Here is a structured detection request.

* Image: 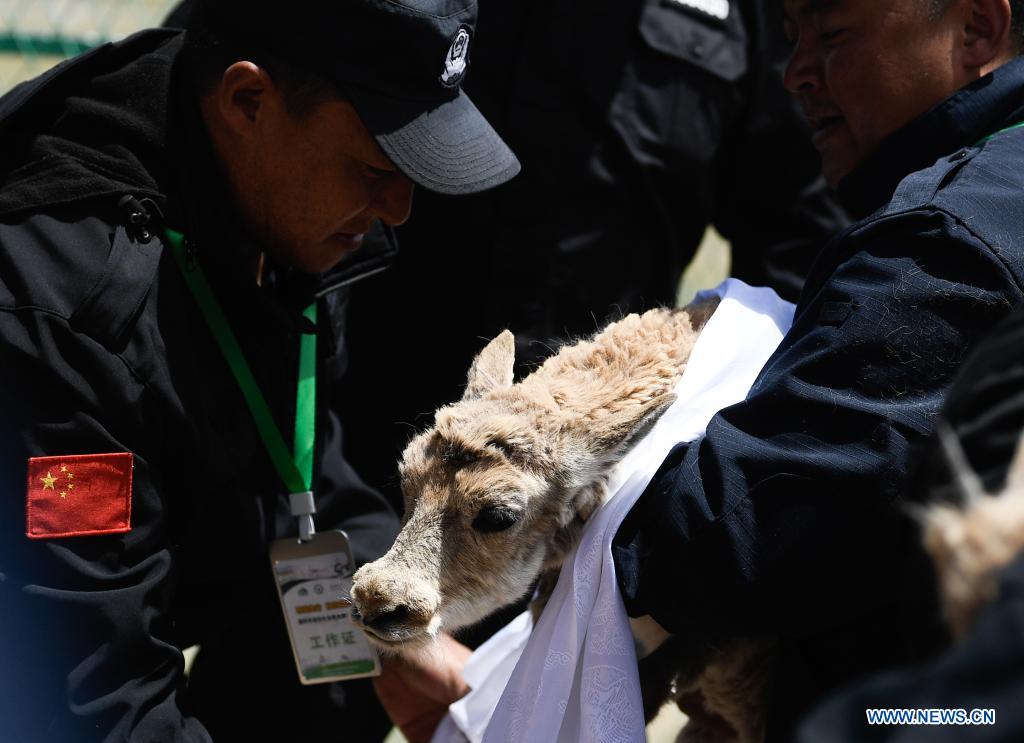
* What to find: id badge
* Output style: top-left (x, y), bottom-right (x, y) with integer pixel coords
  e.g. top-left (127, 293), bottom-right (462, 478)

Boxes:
top-left (270, 530), bottom-right (381, 684)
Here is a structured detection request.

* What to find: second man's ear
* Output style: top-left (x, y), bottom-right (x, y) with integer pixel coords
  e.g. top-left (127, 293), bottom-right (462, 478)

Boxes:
top-left (961, 0), bottom-right (1014, 69)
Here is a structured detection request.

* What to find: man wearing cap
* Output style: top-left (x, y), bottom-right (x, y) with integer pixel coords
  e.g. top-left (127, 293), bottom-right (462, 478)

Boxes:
top-left (0, 1), bottom-right (515, 741)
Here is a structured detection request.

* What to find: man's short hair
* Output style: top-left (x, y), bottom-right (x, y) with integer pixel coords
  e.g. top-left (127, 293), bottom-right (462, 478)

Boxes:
top-left (926, 0), bottom-right (1024, 53)
top-left (182, 2), bottom-right (344, 118)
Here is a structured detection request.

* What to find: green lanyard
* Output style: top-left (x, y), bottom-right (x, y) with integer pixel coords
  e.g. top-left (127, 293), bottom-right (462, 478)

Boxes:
top-left (975, 120), bottom-right (1024, 146)
top-left (165, 229), bottom-right (317, 498)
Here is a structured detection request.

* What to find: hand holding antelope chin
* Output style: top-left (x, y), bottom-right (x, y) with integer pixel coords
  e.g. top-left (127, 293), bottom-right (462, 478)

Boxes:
top-left (373, 632), bottom-right (472, 743)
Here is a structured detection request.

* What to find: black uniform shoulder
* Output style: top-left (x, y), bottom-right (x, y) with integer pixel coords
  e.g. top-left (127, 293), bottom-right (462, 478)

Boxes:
top-left (0, 199), bottom-right (164, 352)
top-left (0, 30), bottom-right (183, 352)
top-left (813, 125), bottom-right (1024, 302)
top-left (0, 29), bottom-right (182, 212)
top-left (865, 129), bottom-right (1024, 289)
top-left (636, 0), bottom-right (748, 82)
top-left (932, 130), bottom-right (1024, 273)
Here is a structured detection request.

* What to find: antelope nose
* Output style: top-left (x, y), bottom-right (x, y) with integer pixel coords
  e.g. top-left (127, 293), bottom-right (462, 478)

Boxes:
top-left (351, 562), bottom-right (440, 640)
top-left (364, 604), bottom-right (412, 632)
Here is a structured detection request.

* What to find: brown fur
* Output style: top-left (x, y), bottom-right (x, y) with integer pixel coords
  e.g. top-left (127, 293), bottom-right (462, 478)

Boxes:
top-left (924, 430), bottom-right (1024, 639)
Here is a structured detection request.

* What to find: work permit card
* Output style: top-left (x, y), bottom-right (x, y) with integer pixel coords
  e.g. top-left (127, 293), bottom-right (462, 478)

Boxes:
top-left (270, 530), bottom-right (380, 684)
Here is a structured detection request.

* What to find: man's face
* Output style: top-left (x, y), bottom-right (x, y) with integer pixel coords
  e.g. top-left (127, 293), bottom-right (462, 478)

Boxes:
top-left (241, 95), bottom-right (414, 274)
top-left (783, 0), bottom-right (965, 186)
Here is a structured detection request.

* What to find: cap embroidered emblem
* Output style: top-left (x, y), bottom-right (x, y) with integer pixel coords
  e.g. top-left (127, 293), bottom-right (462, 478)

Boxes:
top-left (440, 27), bottom-right (471, 88)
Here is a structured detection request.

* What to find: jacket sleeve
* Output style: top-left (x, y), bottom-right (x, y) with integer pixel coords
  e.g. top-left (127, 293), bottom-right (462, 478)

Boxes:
top-left (712, 0), bottom-right (849, 303)
top-left (612, 210), bottom-right (1023, 638)
top-left (0, 310), bottom-right (211, 742)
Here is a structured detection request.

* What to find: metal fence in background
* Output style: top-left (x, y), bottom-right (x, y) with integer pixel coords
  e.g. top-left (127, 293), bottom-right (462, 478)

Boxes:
top-left (0, 0), bottom-right (177, 92)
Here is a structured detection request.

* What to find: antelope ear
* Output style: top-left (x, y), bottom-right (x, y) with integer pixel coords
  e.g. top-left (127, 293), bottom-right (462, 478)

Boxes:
top-left (464, 330), bottom-right (516, 399)
top-left (561, 392), bottom-right (679, 468)
top-left (1006, 431), bottom-right (1024, 492)
top-left (590, 392), bottom-right (677, 462)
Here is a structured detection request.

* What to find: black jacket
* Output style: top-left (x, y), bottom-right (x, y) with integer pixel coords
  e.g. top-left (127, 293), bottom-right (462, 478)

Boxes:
top-left (612, 57), bottom-right (1024, 735)
top-left (0, 31), bottom-right (398, 742)
top-left (339, 0), bottom-right (848, 518)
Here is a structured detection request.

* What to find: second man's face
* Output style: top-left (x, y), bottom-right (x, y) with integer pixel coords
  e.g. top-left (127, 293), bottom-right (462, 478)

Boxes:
top-left (782, 0), bottom-right (966, 187)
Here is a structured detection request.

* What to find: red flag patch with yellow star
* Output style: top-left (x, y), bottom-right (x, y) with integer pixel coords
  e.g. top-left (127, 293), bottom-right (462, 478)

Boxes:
top-left (26, 453), bottom-right (133, 539)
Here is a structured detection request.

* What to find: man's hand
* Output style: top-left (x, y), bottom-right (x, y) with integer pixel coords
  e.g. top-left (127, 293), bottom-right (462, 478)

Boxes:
top-left (372, 633), bottom-right (472, 743)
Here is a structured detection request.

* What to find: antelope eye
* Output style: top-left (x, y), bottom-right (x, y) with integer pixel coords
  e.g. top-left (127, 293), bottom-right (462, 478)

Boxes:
top-left (442, 445), bottom-right (478, 466)
top-left (486, 439), bottom-right (517, 459)
top-left (472, 505), bottom-right (520, 533)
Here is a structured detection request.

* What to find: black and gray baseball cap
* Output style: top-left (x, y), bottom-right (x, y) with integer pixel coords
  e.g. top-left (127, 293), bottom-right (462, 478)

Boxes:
top-left (191, 0), bottom-right (520, 195)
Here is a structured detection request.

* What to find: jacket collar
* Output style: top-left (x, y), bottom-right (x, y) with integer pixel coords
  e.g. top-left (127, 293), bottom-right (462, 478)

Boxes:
top-left (838, 55), bottom-right (1024, 219)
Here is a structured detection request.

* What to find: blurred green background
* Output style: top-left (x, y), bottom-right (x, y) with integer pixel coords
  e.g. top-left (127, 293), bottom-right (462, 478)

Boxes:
top-left (0, 0), bottom-right (177, 91)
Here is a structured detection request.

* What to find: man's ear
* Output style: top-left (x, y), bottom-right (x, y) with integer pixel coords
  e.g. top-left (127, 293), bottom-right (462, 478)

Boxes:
top-left (215, 61), bottom-right (274, 136)
top-left (961, 0), bottom-right (1014, 70)
top-left (463, 330), bottom-right (515, 399)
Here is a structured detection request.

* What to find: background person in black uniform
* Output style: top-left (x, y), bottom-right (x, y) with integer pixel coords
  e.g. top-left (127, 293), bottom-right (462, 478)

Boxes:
top-left (0, 0), bottom-right (518, 741)
top-left (335, 0), bottom-right (849, 525)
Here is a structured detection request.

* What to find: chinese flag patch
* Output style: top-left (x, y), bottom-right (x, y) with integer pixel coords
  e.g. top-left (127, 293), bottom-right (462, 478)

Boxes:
top-left (26, 453), bottom-right (133, 539)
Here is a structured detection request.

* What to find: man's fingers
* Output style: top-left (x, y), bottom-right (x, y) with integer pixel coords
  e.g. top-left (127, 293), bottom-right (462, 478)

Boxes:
top-left (384, 635), bottom-right (472, 700)
top-left (371, 634), bottom-right (473, 743)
